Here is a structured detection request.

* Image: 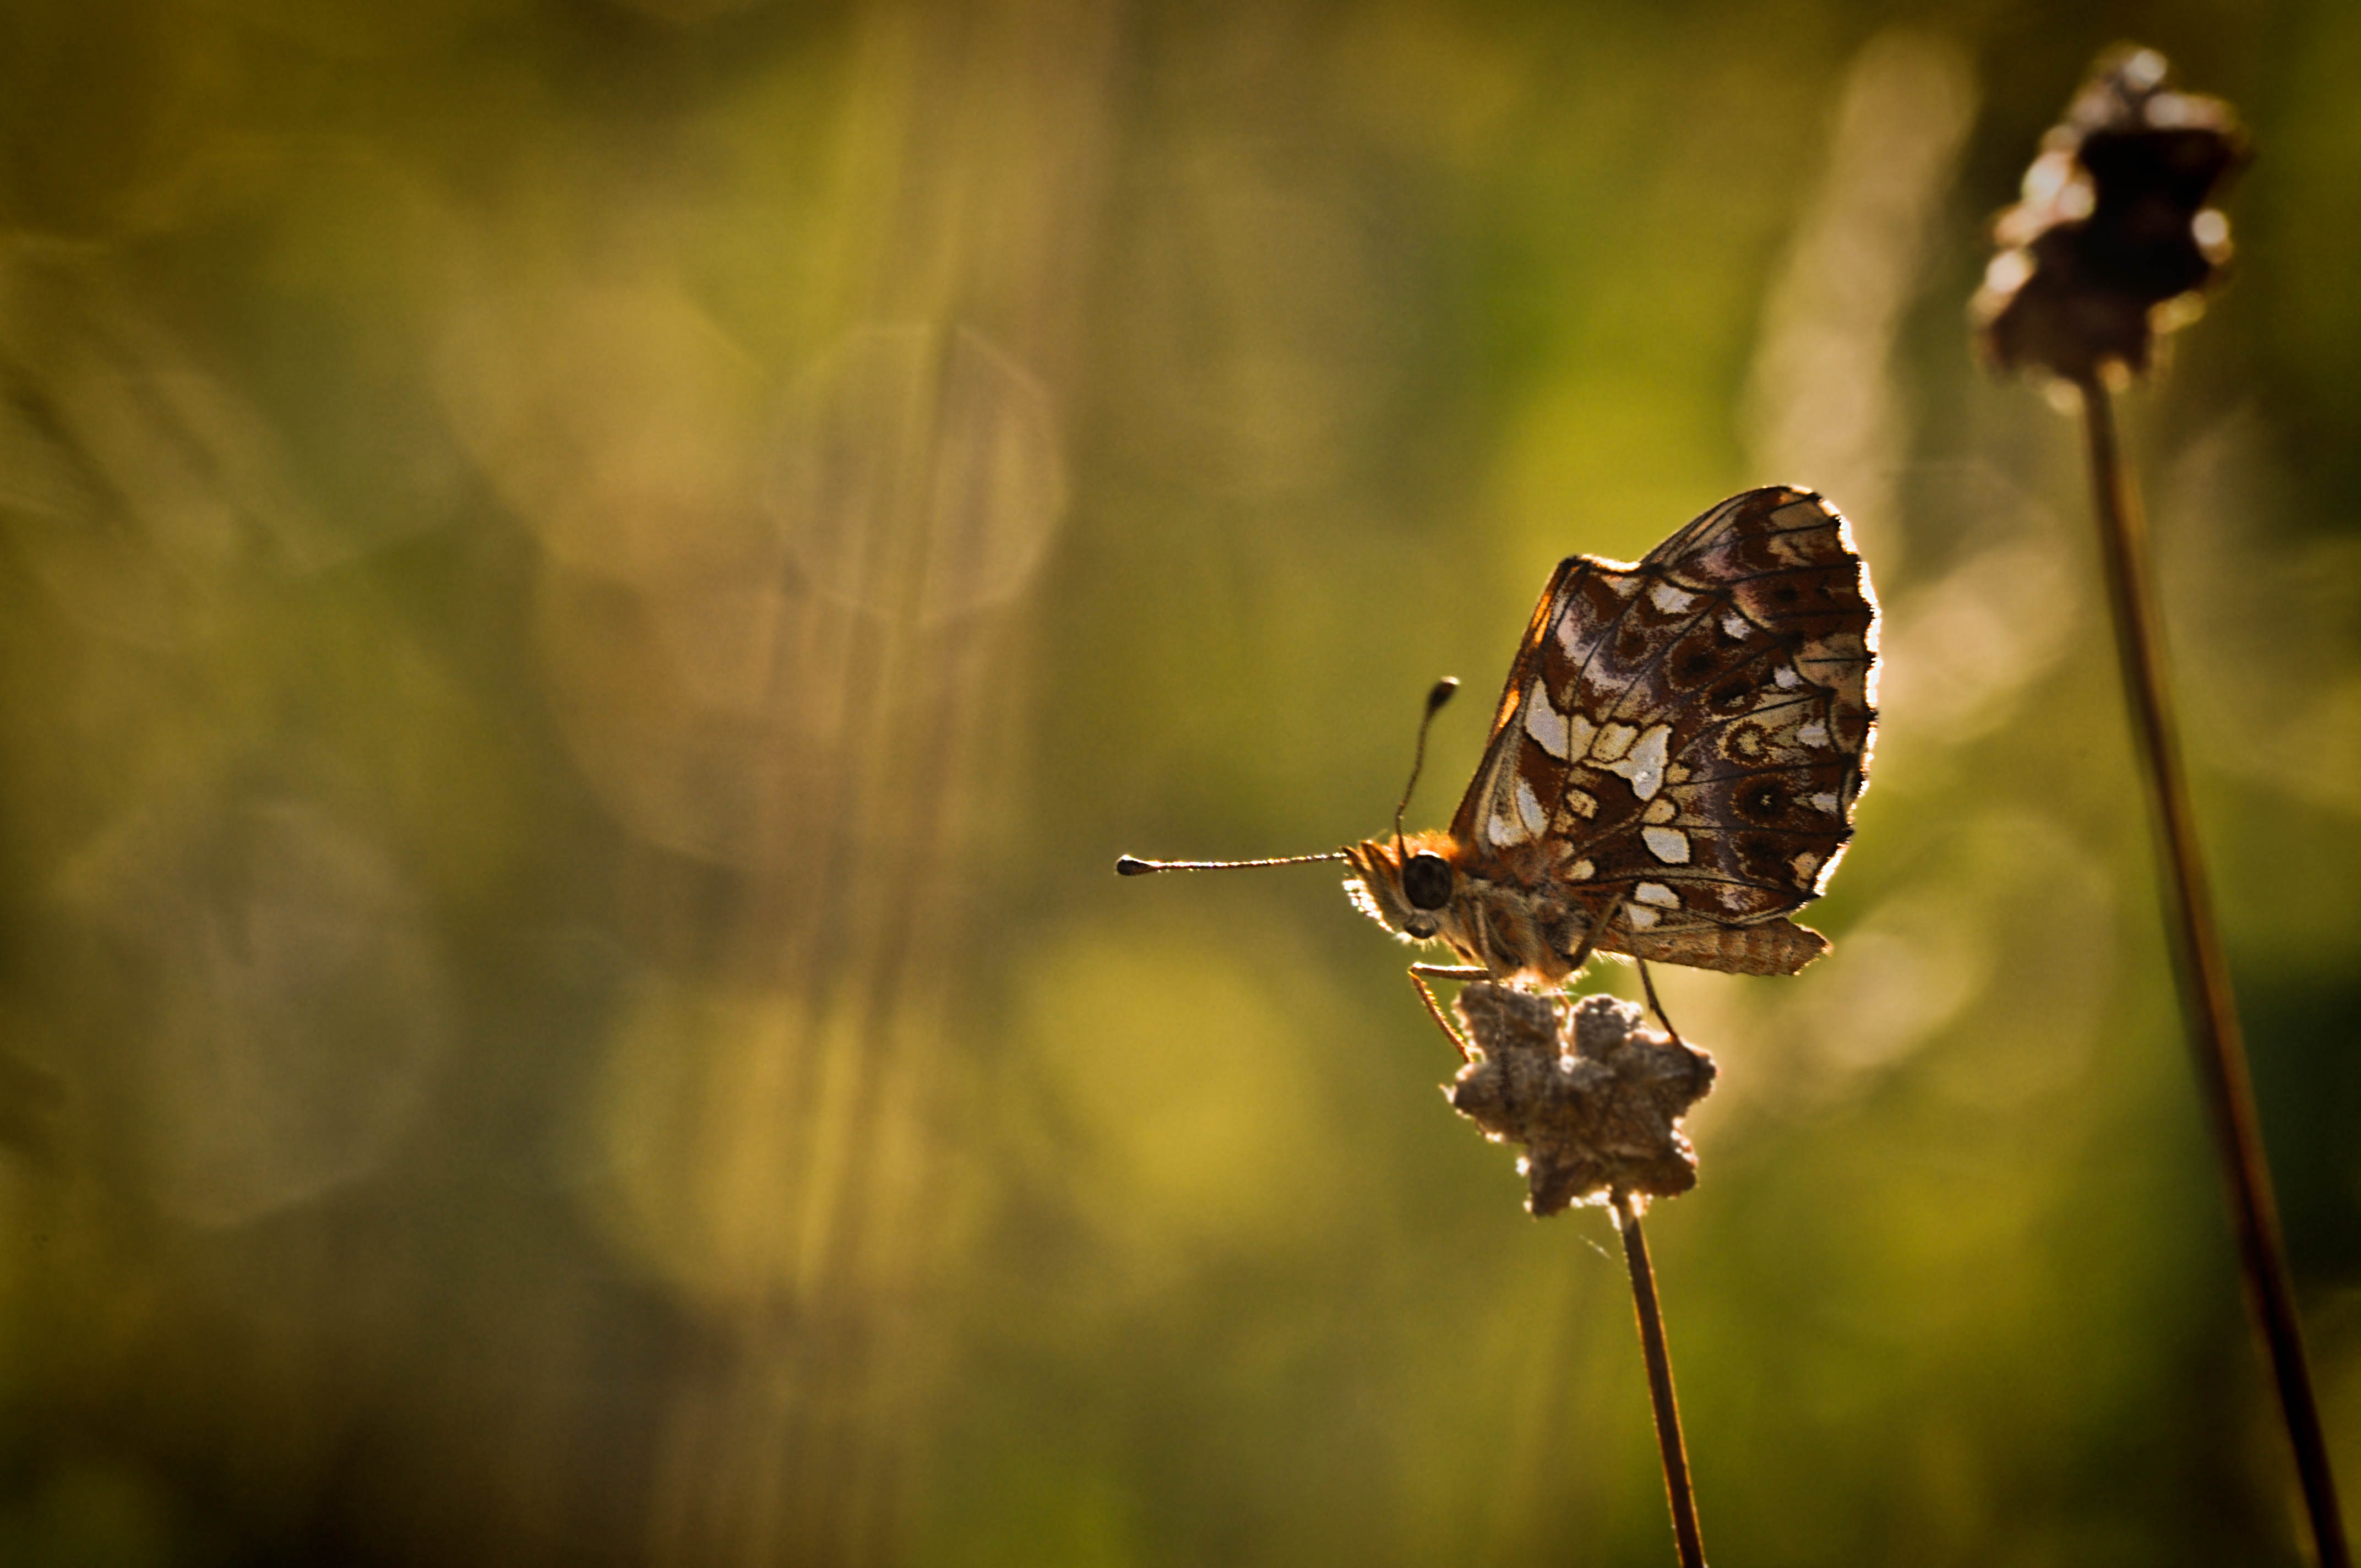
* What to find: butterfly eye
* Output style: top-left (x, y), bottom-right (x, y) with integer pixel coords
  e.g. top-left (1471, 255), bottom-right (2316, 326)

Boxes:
top-left (1401, 853), bottom-right (1454, 911)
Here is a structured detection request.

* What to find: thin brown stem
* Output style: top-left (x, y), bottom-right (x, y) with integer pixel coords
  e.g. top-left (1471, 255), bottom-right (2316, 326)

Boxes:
top-left (1612, 1191), bottom-right (1705, 1568)
top-left (2077, 377), bottom-right (2349, 1568)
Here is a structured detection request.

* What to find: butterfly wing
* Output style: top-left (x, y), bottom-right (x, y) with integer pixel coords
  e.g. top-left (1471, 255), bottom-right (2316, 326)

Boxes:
top-left (1449, 487), bottom-right (1878, 975)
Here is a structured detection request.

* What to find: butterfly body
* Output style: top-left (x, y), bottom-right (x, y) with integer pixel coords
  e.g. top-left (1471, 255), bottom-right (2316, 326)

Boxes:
top-left (1343, 486), bottom-right (1877, 984)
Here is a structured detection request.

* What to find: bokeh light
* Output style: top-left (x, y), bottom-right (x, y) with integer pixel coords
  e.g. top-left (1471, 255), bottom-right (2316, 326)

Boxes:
top-left (3, 3), bottom-right (2357, 1565)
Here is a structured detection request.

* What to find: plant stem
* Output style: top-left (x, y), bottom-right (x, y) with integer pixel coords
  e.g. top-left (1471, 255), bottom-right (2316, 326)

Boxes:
top-left (1613, 1191), bottom-right (1706, 1568)
top-left (2076, 377), bottom-right (2350, 1568)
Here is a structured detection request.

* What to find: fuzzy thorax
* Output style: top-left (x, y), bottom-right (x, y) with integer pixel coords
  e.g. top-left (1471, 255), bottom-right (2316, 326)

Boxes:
top-left (1343, 831), bottom-right (1587, 987)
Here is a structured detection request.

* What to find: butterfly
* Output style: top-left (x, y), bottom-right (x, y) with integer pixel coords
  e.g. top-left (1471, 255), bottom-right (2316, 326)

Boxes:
top-left (1121, 486), bottom-right (1878, 1039)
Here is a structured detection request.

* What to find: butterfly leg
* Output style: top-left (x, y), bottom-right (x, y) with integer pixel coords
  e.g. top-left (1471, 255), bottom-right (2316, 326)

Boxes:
top-left (1636, 959), bottom-right (1686, 1047)
top-left (1408, 963), bottom-right (1488, 1061)
top-left (1561, 891), bottom-right (1627, 977)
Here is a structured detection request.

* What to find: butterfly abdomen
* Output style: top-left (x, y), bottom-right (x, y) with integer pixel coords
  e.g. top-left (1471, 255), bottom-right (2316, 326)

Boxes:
top-left (1607, 916), bottom-right (1829, 977)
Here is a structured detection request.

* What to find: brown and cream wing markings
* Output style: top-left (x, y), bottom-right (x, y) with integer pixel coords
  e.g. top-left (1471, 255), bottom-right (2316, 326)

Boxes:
top-left (1448, 487), bottom-right (1878, 975)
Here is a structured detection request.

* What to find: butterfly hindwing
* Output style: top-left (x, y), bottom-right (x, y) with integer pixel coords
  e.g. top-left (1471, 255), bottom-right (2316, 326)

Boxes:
top-left (1448, 487), bottom-right (1877, 972)
top-left (1648, 487), bottom-right (1877, 760)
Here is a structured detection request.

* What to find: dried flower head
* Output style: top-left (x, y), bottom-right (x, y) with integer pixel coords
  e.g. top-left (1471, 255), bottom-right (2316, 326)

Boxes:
top-left (1973, 45), bottom-right (2248, 383)
top-left (1446, 984), bottom-right (1716, 1217)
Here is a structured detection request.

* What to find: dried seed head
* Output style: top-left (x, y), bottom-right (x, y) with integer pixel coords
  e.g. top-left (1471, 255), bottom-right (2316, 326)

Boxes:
top-left (1972, 45), bottom-right (2248, 383)
top-left (1446, 984), bottom-right (1716, 1217)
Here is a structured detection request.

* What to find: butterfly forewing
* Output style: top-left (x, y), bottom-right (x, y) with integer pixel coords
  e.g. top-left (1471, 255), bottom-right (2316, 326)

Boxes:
top-left (1449, 487), bottom-right (1876, 973)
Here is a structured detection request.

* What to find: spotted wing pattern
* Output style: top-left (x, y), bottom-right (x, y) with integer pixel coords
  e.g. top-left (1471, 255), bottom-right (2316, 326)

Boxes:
top-left (1449, 487), bottom-right (1877, 969)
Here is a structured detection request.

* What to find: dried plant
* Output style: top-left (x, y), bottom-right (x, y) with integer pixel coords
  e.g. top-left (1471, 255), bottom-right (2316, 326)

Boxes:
top-left (1446, 984), bottom-right (1715, 1217)
top-left (1973, 45), bottom-right (2247, 383)
top-left (1449, 981), bottom-right (1717, 1568)
top-left (1976, 46), bottom-right (2348, 1568)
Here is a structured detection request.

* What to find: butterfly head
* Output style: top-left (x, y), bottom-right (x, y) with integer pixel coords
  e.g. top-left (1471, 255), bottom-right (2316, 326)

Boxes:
top-left (1343, 830), bottom-right (1467, 948)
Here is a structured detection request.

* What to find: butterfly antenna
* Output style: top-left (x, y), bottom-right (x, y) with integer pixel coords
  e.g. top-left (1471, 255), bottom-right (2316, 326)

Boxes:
top-left (1117, 677), bottom-right (1454, 879)
top-left (1115, 851), bottom-right (1347, 875)
top-left (1393, 677), bottom-right (1460, 855)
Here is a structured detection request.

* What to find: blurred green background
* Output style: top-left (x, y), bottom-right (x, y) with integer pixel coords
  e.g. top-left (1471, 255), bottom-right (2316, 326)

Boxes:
top-left (2, 1), bottom-right (2357, 1564)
